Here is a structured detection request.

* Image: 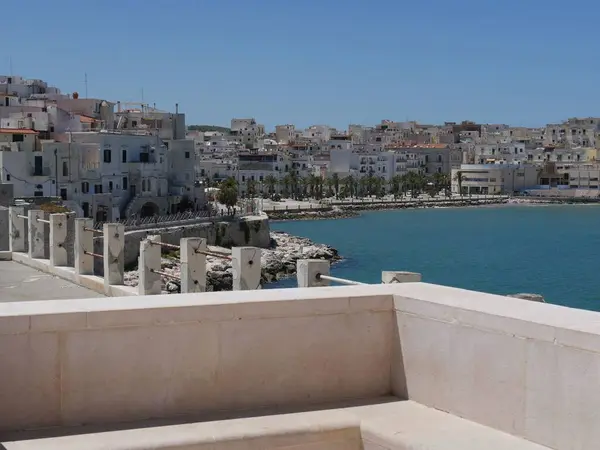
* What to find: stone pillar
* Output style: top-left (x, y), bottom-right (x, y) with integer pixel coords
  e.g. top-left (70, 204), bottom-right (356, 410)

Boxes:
top-left (0, 207), bottom-right (9, 251)
top-left (49, 213), bottom-right (68, 266)
top-left (28, 209), bottom-right (44, 259)
top-left (232, 246), bottom-right (262, 290)
top-left (103, 223), bottom-right (124, 286)
top-left (296, 259), bottom-right (330, 287)
top-left (138, 235), bottom-right (161, 295)
top-left (180, 237), bottom-right (207, 293)
top-left (75, 218), bottom-right (94, 275)
top-left (381, 271), bottom-right (422, 284)
top-left (9, 206), bottom-right (25, 252)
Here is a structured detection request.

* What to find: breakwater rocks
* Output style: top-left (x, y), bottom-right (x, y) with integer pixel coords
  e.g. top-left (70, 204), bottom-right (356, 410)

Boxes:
top-left (268, 198), bottom-right (510, 221)
top-left (268, 209), bottom-right (360, 221)
top-left (338, 198), bottom-right (508, 212)
top-left (124, 231), bottom-right (340, 292)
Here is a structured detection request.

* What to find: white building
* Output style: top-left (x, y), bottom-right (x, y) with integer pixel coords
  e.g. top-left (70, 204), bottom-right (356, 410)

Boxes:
top-left (275, 124), bottom-right (295, 144)
top-left (452, 163), bottom-right (539, 195)
top-left (230, 118), bottom-right (265, 148)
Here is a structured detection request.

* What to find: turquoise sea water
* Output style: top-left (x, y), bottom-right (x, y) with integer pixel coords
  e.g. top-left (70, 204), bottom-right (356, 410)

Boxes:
top-left (268, 205), bottom-right (600, 312)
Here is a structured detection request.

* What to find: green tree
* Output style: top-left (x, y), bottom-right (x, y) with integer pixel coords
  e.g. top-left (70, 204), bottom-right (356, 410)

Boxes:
top-left (245, 179), bottom-right (257, 198)
top-left (332, 173), bottom-right (340, 198)
top-left (325, 176), bottom-right (335, 198)
top-left (264, 175), bottom-right (278, 197)
top-left (281, 174), bottom-right (292, 198)
top-left (389, 175), bottom-right (404, 198)
top-left (217, 177), bottom-right (238, 214)
top-left (341, 175), bottom-right (357, 198)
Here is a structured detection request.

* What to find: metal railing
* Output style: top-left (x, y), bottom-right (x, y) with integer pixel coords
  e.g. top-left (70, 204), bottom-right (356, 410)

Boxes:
top-left (316, 273), bottom-right (367, 286)
top-left (93, 209), bottom-right (240, 231)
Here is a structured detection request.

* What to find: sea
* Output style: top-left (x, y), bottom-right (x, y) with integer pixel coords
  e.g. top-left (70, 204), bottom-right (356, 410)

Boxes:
top-left (267, 205), bottom-right (600, 312)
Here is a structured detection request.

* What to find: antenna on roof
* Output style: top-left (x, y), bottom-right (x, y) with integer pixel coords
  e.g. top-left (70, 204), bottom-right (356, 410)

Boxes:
top-left (84, 73), bottom-right (88, 98)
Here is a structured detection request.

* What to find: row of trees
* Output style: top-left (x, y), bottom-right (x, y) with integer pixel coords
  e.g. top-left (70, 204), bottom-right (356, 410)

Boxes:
top-left (216, 172), bottom-right (453, 205)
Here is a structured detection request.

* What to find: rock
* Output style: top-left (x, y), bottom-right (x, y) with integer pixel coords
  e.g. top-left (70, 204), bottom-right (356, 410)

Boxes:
top-left (507, 293), bottom-right (545, 302)
top-left (165, 280), bottom-right (180, 293)
top-left (124, 231), bottom-right (341, 293)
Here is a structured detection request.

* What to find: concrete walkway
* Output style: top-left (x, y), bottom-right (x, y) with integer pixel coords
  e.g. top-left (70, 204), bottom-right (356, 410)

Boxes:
top-left (0, 261), bottom-right (105, 302)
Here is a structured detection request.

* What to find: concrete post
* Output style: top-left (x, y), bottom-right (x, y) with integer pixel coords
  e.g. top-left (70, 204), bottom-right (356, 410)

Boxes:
top-left (49, 213), bottom-right (68, 266)
top-left (0, 207), bottom-right (8, 251)
top-left (9, 206), bottom-right (25, 252)
top-left (381, 271), bottom-right (422, 284)
top-left (232, 246), bottom-right (262, 290)
top-left (75, 218), bottom-right (94, 275)
top-left (103, 223), bottom-right (124, 286)
top-left (27, 209), bottom-right (44, 259)
top-left (138, 235), bottom-right (161, 295)
top-left (180, 237), bottom-right (207, 293)
top-left (296, 259), bottom-right (331, 287)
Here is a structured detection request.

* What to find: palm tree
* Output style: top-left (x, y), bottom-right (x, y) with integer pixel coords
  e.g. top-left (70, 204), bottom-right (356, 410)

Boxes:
top-left (281, 174), bottom-right (292, 198)
top-left (453, 171), bottom-right (465, 197)
top-left (264, 175), bottom-right (278, 197)
top-left (332, 173), bottom-right (340, 198)
top-left (325, 176), bottom-right (335, 198)
top-left (389, 175), bottom-right (404, 198)
top-left (245, 179), bottom-right (257, 198)
top-left (341, 175), bottom-right (357, 199)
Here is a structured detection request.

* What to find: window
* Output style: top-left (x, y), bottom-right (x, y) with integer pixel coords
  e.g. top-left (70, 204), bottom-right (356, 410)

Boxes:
top-left (185, 151), bottom-right (190, 159)
top-left (60, 188), bottom-right (67, 200)
top-left (81, 182), bottom-right (89, 193)
top-left (142, 180), bottom-right (146, 191)
top-left (12, 134), bottom-right (24, 142)
top-left (108, 181), bottom-right (113, 192)
top-left (34, 156), bottom-right (43, 176)
top-left (82, 202), bottom-right (90, 218)
top-left (94, 184), bottom-right (102, 194)
top-left (34, 191), bottom-right (43, 197)
top-left (122, 177), bottom-right (128, 190)
top-left (103, 149), bottom-right (111, 163)
top-left (5, 174), bottom-right (9, 181)
top-left (122, 149), bottom-right (127, 163)
top-left (62, 161), bottom-right (68, 176)
top-left (147, 179), bottom-right (151, 191)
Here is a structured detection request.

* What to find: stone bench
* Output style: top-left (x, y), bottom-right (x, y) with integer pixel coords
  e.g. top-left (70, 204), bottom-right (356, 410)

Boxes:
top-left (2, 399), bottom-right (551, 450)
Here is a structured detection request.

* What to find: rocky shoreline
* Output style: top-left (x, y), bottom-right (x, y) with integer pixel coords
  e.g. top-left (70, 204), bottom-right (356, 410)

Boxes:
top-left (124, 231), bottom-right (341, 292)
top-left (267, 198), bottom-right (510, 221)
top-left (268, 209), bottom-right (360, 221)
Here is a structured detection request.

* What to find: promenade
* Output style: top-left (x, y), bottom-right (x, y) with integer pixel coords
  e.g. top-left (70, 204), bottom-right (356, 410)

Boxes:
top-left (0, 261), bottom-right (104, 302)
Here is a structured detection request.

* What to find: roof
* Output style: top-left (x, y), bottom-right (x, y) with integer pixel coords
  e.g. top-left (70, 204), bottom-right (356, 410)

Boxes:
top-left (79, 115), bottom-right (96, 124)
top-left (0, 128), bottom-right (38, 135)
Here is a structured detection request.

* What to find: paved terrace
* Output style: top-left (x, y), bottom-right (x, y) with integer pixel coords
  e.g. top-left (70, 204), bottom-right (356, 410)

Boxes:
top-left (0, 282), bottom-right (598, 449)
top-left (0, 261), bottom-right (104, 302)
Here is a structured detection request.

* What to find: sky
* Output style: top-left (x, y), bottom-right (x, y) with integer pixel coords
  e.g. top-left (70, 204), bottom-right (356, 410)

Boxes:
top-left (3, 0), bottom-right (600, 130)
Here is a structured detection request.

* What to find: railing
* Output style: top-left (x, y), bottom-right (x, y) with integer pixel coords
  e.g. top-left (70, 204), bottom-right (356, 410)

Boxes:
top-left (7, 206), bottom-right (264, 296)
top-left (295, 259), bottom-right (422, 287)
top-left (138, 236), bottom-right (261, 294)
top-left (94, 209), bottom-right (236, 231)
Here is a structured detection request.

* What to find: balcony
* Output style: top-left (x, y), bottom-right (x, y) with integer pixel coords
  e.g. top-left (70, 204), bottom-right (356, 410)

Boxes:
top-left (0, 283), bottom-right (591, 449)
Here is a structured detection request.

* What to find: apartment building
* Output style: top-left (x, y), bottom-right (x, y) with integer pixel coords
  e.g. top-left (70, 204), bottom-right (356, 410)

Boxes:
top-left (452, 164), bottom-right (539, 195)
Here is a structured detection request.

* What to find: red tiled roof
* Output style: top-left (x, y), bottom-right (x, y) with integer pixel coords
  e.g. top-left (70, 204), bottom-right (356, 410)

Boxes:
top-left (0, 128), bottom-right (38, 135)
top-left (79, 115), bottom-right (96, 124)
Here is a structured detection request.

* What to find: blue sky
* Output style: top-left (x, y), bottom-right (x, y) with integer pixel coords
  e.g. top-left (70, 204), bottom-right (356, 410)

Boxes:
top-left (3, 0), bottom-right (599, 129)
